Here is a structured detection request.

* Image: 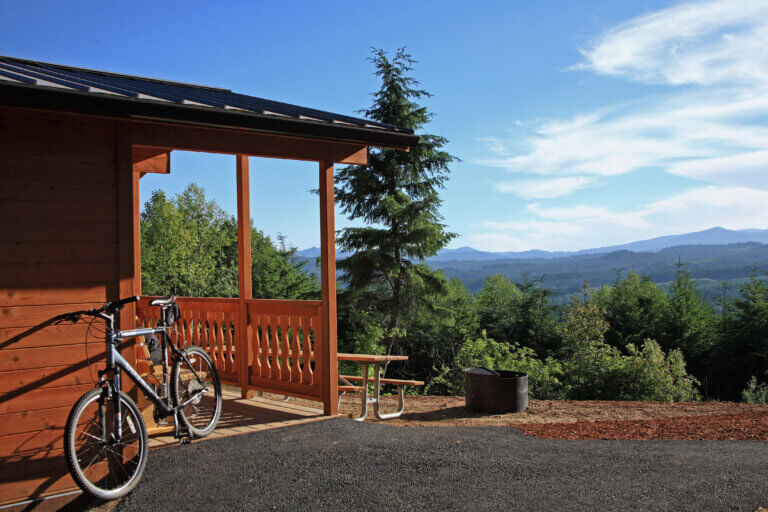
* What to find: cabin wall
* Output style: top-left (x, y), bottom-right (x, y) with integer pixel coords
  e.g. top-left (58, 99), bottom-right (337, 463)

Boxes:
top-left (0, 108), bottom-right (129, 505)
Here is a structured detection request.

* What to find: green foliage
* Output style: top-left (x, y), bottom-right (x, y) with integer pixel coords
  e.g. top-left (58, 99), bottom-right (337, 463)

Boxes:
top-left (141, 185), bottom-right (238, 297)
top-left (397, 277), bottom-right (480, 384)
top-left (559, 287), bottom-right (699, 401)
top-left (335, 48), bottom-right (457, 356)
top-left (594, 271), bottom-right (669, 348)
top-left (741, 376), bottom-right (768, 403)
top-left (428, 333), bottom-right (564, 399)
top-left (476, 274), bottom-right (559, 355)
top-left (251, 234), bottom-right (320, 300)
top-left (713, 273), bottom-right (768, 398)
top-left (663, 262), bottom-right (716, 391)
top-left (621, 341), bottom-right (700, 402)
top-left (141, 183), bottom-right (318, 300)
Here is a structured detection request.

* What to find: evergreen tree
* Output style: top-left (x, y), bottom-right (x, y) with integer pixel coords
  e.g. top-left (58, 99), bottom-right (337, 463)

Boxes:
top-left (714, 273), bottom-right (768, 399)
top-left (476, 274), bottom-right (558, 355)
top-left (336, 48), bottom-right (457, 355)
top-left (664, 261), bottom-right (716, 391)
top-left (593, 271), bottom-right (668, 349)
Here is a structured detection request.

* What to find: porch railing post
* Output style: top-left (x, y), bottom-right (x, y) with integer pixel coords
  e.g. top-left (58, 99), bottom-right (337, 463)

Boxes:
top-left (237, 154), bottom-right (254, 399)
top-left (319, 160), bottom-right (339, 415)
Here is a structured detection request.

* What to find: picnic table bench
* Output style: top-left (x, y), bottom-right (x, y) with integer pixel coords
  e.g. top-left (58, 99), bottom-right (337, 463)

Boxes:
top-left (338, 353), bottom-right (424, 421)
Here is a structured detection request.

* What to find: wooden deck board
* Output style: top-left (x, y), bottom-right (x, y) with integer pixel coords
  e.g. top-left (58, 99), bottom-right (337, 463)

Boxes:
top-left (147, 389), bottom-right (328, 449)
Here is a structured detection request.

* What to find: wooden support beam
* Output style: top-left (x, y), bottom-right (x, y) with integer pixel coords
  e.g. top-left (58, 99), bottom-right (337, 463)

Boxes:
top-left (236, 155), bottom-right (254, 399)
top-left (132, 122), bottom-right (368, 165)
top-left (319, 161), bottom-right (339, 415)
top-left (117, 126), bottom-right (141, 400)
top-left (133, 146), bottom-right (170, 176)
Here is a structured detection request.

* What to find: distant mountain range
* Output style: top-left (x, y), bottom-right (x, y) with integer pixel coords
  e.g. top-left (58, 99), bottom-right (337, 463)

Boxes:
top-left (297, 227), bottom-right (768, 262)
top-left (296, 228), bottom-right (768, 303)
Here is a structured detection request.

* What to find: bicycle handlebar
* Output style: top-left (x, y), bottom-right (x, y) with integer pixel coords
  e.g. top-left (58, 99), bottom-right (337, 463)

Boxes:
top-left (58, 296), bottom-right (141, 324)
top-left (105, 295), bottom-right (140, 312)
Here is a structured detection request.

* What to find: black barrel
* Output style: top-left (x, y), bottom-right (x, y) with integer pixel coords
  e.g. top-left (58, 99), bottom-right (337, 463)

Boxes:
top-left (465, 367), bottom-right (528, 413)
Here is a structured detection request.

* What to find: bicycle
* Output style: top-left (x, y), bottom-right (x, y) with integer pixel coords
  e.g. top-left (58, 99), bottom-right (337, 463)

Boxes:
top-left (59, 295), bottom-right (223, 500)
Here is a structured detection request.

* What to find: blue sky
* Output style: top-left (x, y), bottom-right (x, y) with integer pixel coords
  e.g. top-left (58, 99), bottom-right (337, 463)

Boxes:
top-left (3, 0), bottom-right (768, 252)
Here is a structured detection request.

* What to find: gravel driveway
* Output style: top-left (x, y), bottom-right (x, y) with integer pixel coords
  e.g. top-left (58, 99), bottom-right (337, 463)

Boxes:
top-left (116, 418), bottom-right (768, 511)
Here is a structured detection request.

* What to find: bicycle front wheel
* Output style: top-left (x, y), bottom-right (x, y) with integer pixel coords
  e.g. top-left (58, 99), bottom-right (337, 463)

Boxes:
top-left (64, 388), bottom-right (148, 500)
top-left (172, 346), bottom-right (222, 438)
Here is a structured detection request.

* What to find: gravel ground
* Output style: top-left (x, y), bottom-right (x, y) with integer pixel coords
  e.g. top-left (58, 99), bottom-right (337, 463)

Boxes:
top-left (116, 418), bottom-right (768, 512)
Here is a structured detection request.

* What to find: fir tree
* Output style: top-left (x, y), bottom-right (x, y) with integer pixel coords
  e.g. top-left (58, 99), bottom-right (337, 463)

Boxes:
top-left (336, 48), bottom-right (457, 355)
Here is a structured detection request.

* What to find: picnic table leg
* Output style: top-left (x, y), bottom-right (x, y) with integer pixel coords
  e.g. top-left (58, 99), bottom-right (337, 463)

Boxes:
top-left (346, 363), bottom-right (369, 421)
top-left (373, 364), bottom-right (406, 420)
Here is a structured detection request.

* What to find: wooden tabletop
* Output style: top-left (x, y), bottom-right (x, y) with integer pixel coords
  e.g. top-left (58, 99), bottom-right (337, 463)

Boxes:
top-left (337, 353), bottom-right (409, 363)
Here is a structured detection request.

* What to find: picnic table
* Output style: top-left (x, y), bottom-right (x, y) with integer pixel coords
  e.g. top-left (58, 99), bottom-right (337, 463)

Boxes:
top-left (337, 353), bottom-right (424, 421)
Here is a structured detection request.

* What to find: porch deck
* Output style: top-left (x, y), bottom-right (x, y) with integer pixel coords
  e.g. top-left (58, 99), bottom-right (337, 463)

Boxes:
top-left (148, 388), bottom-right (329, 449)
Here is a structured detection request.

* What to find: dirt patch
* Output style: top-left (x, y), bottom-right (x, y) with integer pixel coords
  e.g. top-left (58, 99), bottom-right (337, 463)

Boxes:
top-left (378, 395), bottom-right (768, 424)
top-left (273, 392), bottom-right (768, 441)
top-left (344, 394), bottom-right (768, 440)
top-left (515, 411), bottom-right (768, 440)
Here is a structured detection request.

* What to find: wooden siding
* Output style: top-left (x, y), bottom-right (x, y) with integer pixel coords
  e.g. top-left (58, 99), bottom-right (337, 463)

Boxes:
top-left (0, 108), bottom-right (121, 506)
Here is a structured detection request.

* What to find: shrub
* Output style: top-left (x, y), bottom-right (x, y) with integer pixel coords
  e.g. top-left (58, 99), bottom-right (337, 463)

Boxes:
top-left (560, 287), bottom-right (700, 401)
top-left (741, 376), bottom-right (768, 403)
top-left (620, 340), bottom-right (700, 401)
top-left (427, 333), bottom-right (564, 399)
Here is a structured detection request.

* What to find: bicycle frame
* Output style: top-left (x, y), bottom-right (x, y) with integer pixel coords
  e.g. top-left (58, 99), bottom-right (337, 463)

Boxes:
top-left (98, 311), bottom-right (206, 442)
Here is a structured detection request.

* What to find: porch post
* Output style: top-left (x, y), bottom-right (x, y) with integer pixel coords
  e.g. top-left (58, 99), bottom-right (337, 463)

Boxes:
top-left (319, 161), bottom-right (339, 415)
top-left (117, 126), bottom-right (142, 402)
top-left (237, 154), bottom-right (254, 399)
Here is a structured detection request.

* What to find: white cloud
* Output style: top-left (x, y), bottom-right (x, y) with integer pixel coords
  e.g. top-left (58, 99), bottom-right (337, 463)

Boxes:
top-left (480, 89), bottom-right (768, 183)
top-left (494, 176), bottom-right (595, 199)
top-left (479, 0), bottom-right (768, 193)
top-left (577, 0), bottom-right (768, 86)
top-left (471, 186), bottom-right (768, 252)
top-left (667, 150), bottom-right (768, 188)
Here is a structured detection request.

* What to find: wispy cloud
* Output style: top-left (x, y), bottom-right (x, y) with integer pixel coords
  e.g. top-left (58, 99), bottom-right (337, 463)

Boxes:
top-left (480, 0), bottom-right (768, 194)
top-left (470, 186), bottom-right (768, 252)
top-left (576, 0), bottom-right (768, 86)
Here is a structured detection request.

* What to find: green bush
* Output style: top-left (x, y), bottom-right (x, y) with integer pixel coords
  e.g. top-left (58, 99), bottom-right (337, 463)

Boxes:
top-left (427, 333), bottom-right (564, 399)
top-left (741, 376), bottom-right (768, 403)
top-left (559, 288), bottom-right (699, 401)
top-left (620, 340), bottom-right (700, 401)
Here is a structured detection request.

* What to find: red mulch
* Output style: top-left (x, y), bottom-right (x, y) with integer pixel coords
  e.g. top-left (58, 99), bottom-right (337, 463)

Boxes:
top-left (513, 411), bottom-right (768, 441)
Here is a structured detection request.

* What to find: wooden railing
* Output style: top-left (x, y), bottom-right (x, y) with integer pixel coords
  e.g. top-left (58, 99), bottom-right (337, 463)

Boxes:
top-left (246, 299), bottom-right (323, 400)
top-left (136, 297), bottom-right (325, 402)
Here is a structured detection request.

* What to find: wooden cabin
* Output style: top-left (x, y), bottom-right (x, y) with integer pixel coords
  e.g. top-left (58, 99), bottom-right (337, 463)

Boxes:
top-left (0, 55), bottom-right (417, 508)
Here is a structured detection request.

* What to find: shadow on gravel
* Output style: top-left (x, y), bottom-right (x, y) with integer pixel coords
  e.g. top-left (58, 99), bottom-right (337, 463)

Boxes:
top-left (116, 418), bottom-right (768, 512)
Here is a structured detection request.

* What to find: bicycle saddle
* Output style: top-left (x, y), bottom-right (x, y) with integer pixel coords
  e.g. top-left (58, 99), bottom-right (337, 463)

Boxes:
top-left (150, 295), bottom-right (177, 307)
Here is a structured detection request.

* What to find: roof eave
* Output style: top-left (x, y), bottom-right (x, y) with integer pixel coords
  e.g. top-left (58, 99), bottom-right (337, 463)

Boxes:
top-left (0, 82), bottom-right (420, 150)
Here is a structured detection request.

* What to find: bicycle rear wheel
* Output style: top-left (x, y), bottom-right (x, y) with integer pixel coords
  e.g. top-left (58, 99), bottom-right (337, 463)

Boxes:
top-left (171, 346), bottom-right (222, 438)
top-left (64, 388), bottom-right (148, 500)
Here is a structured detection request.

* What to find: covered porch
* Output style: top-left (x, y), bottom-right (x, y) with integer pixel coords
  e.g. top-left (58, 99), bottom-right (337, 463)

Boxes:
top-left (130, 141), bottom-right (348, 416)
